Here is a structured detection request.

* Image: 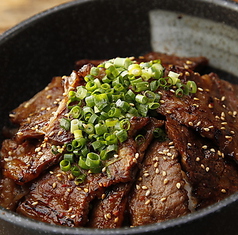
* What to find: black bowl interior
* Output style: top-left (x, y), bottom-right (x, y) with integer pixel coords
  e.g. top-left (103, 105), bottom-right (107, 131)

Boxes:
top-left (0, 0), bottom-right (238, 234)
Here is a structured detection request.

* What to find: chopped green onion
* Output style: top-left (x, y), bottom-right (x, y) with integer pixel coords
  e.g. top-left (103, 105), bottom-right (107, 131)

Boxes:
top-left (60, 118), bottom-right (70, 131)
top-left (105, 118), bottom-right (118, 127)
top-left (75, 174), bottom-right (86, 184)
top-left (60, 159), bottom-right (71, 171)
top-left (78, 156), bottom-right (90, 170)
top-left (115, 129), bottom-right (128, 143)
top-left (72, 138), bottom-right (87, 149)
top-left (95, 123), bottom-right (107, 136)
top-left (128, 64), bottom-right (142, 76)
top-left (59, 57), bottom-right (198, 178)
top-left (135, 94), bottom-right (148, 104)
top-left (85, 95), bottom-right (95, 107)
top-left (105, 134), bottom-right (118, 145)
top-left (90, 67), bottom-right (100, 77)
top-left (91, 140), bottom-right (104, 150)
top-left (66, 143), bottom-right (74, 152)
top-left (115, 99), bottom-right (130, 111)
top-left (119, 119), bottom-right (131, 130)
top-left (114, 57), bottom-right (133, 69)
top-left (83, 123), bottom-right (94, 134)
top-left (76, 86), bottom-right (87, 99)
top-left (175, 88), bottom-right (184, 97)
top-left (86, 153), bottom-right (101, 169)
top-left (168, 71), bottom-right (180, 85)
top-left (74, 129), bottom-right (83, 139)
top-left (69, 105), bottom-right (81, 119)
top-left (186, 80), bottom-right (197, 93)
top-left (153, 127), bottom-right (167, 142)
top-left (135, 134), bottom-right (145, 145)
top-left (70, 119), bottom-right (80, 133)
top-left (148, 102), bottom-right (160, 109)
top-left (71, 166), bottom-right (81, 177)
top-left (108, 107), bottom-right (121, 118)
top-left (64, 153), bottom-right (74, 163)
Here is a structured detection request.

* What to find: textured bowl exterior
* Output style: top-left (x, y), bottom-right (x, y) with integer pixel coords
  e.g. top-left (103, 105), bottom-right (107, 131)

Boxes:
top-left (0, 0), bottom-right (238, 234)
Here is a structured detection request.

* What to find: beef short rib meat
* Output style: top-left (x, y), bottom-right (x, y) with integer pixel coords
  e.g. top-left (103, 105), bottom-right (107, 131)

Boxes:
top-left (158, 67), bottom-right (238, 163)
top-left (166, 117), bottom-right (238, 209)
top-left (0, 139), bottom-right (61, 184)
top-left (88, 183), bottom-right (131, 228)
top-left (129, 140), bottom-right (190, 226)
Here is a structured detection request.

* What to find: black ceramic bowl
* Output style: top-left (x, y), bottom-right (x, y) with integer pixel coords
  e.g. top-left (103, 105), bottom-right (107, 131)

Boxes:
top-left (1, 0), bottom-right (238, 234)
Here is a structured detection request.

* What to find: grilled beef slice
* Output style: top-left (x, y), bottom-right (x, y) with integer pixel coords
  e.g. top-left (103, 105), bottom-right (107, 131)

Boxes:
top-left (166, 117), bottom-right (238, 209)
top-left (88, 183), bottom-right (132, 228)
top-left (0, 176), bottom-right (29, 210)
top-left (0, 139), bottom-right (61, 184)
top-left (17, 139), bottom-right (144, 226)
top-left (157, 66), bottom-right (238, 163)
top-left (10, 77), bottom-right (64, 143)
top-left (129, 140), bottom-right (190, 226)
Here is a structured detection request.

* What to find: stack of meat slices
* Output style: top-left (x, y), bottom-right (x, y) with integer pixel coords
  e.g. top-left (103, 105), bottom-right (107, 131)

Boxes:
top-left (1, 52), bottom-right (238, 228)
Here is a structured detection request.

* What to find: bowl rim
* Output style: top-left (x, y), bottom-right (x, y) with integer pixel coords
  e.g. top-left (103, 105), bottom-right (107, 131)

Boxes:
top-left (1, 0), bottom-right (238, 234)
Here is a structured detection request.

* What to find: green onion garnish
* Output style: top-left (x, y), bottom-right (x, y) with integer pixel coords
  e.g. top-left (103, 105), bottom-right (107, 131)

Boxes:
top-left (57, 57), bottom-right (197, 181)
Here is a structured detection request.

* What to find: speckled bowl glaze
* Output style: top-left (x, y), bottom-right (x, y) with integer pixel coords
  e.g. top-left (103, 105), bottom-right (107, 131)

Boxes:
top-left (0, 0), bottom-right (238, 234)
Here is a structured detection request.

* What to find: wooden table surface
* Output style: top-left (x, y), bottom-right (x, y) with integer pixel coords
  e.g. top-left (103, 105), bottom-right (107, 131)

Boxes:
top-left (0, 0), bottom-right (73, 34)
top-left (1, 0), bottom-right (238, 35)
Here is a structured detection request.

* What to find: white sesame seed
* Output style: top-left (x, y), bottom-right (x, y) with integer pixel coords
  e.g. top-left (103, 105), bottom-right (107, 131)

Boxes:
top-left (106, 213), bottom-right (112, 219)
top-left (208, 103), bottom-right (213, 109)
top-left (186, 60), bottom-right (193, 65)
top-left (225, 135), bottom-right (233, 140)
top-left (84, 188), bottom-right (89, 193)
top-left (221, 189), bottom-right (227, 193)
top-left (142, 185), bottom-right (148, 190)
top-left (164, 179), bottom-right (169, 185)
top-left (198, 87), bottom-right (204, 92)
top-left (154, 162), bottom-right (158, 168)
top-left (176, 182), bottom-right (181, 189)
top-left (135, 153), bottom-right (139, 159)
top-left (221, 96), bottom-right (226, 101)
top-left (68, 207), bottom-right (73, 213)
top-left (196, 157), bottom-right (200, 162)
top-left (144, 173), bottom-right (150, 177)
top-left (160, 197), bottom-right (167, 202)
top-left (32, 201), bottom-right (39, 206)
top-left (162, 171), bottom-right (167, 176)
top-left (145, 190), bottom-right (151, 196)
top-left (145, 199), bottom-right (151, 205)
top-left (221, 122), bottom-right (228, 125)
top-left (52, 182), bottom-right (57, 189)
